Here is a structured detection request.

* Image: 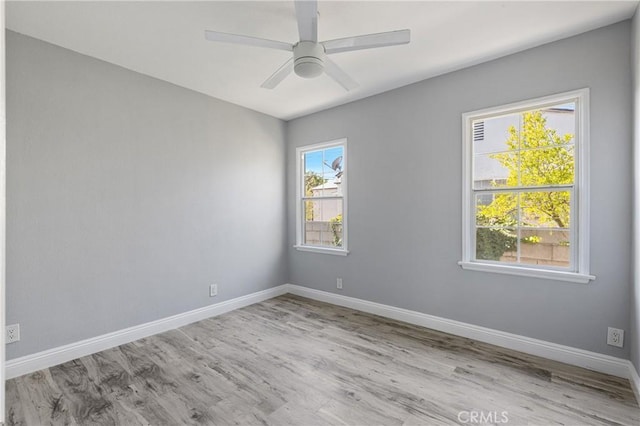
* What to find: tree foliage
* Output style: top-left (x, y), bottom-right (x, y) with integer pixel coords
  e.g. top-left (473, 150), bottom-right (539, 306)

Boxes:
top-left (329, 214), bottom-right (343, 247)
top-left (476, 228), bottom-right (517, 261)
top-left (476, 110), bottom-right (574, 259)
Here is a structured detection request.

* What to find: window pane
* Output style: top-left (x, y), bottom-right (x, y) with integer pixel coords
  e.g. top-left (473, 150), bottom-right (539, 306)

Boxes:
top-left (329, 222), bottom-right (343, 248)
top-left (519, 228), bottom-right (570, 268)
top-left (323, 147), bottom-right (344, 194)
top-left (304, 150), bottom-right (326, 197)
top-left (323, 146), bottom-right (344, 173)
top-left (476, 228), bottom-right (517, 262)
top-left (520, 191), bottom-right (571, 229)
top-left (473, 153), bottom-right (513, 188)
top-left (474, 112), bottom-right (521, 154)
top-left (304, 146), bottom-right (344, 198)
top-left (474, 103), bottom-right (576, 189)
top-left (307, 178), bottom-right (345, 198)
top-left (304, 199), bottom-right (343, 248)
top-left (304, 172), bottom-right (327, 197)
top-left (476, 192), bottom-right (517, 227)
top-left (519, 146), bottom-right (574, 187)
top-left (304, 150), bottom-right (323, 175)
top-left (521, 104), bottom-right (575, 150)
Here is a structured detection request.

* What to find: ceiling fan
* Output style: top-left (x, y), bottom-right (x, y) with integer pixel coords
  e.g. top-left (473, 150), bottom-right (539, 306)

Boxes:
top-left (204, 0), bottom-right (410, 91)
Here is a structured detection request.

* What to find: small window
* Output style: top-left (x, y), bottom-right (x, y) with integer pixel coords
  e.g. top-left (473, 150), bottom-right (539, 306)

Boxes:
top-left (460, 89), bottom-right (594, 283)
top-left (295, 139), bottom-right (348, 255)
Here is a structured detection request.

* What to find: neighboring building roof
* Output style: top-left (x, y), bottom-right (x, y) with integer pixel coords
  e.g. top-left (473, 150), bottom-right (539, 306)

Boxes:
top-left (311, 181), bottom-right (340, 191)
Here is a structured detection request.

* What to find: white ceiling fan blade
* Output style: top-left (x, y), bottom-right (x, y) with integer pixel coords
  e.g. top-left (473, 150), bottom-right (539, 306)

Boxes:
top-left (324, 58), bottom-right (358, 91)
top-left (323, 29), bottom-right (410, 55)
top-left (295, 0), bottom-right (318, 42)
top-left (261, 58), bottom-right (294, 89)
top-left (205, 30), bottom-right (293, 52)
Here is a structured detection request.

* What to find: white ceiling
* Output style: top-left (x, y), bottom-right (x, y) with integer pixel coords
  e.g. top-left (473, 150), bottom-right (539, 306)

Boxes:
top-left (6, 1), bottom-right (639, 120)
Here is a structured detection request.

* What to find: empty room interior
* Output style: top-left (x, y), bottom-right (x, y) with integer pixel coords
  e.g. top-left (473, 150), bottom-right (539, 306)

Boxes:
top-left (3, 0), bottom-right (640, 424)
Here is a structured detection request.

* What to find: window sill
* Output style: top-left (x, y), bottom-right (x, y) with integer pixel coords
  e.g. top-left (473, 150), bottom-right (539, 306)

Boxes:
top-left (458, 261), bottom-right (595, 284)
top-left (294, 245), bottom-right (349, 256)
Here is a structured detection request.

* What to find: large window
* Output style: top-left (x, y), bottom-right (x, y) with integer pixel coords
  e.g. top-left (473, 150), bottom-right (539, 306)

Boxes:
top-left (460, 89), bottom-right (594, 283)
top-left (295, 139), bottom-right (348, 255)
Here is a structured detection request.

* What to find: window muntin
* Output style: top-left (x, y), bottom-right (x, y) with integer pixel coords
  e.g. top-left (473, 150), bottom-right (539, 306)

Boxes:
top-left (461, 90), bottom-right (592, 282)
top-left (296, 140), bottom-right (347, 254)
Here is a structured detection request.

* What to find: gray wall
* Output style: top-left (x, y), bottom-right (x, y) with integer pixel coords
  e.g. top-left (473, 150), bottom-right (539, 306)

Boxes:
top-left (6, 31), bottom-right (287, 359)
top-left (287, 22), bottom-right (632, 358)
top-left (631, 11), bottom-right (639, 372)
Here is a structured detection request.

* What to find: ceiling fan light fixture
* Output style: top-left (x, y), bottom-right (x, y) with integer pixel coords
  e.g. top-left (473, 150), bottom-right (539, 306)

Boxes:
top-left (293, 41), bottom-right (325, 79)
top-left (294, 57), bottom-right (324, 78)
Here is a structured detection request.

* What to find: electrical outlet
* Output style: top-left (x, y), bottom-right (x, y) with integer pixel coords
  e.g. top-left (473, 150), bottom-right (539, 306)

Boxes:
top-left (209, 284), bottom-right (218, 297)
top-left (336, 278), bottom-right (343, 290)
top-left (607, 327), bottom-right (624, 348)
top-left (6, 324), bottom-right (20, 344)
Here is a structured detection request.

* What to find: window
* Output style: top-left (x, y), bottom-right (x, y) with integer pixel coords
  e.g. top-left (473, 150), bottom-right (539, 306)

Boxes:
top-left (295, 139), bottom-right (348, 255)
top-left (460, 89), bottom-right (594, 283)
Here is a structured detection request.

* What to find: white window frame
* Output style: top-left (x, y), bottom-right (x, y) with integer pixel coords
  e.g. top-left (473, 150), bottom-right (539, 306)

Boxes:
top-left (459, 89), bottom-right (595, 284)
top-left (295, 138), bottom-right (349, 256)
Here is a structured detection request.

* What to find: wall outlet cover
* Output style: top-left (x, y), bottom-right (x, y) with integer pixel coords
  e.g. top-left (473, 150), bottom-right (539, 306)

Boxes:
top-left (606, 327), bottom-right (624, 348)
top-left (6, 324), bottom-right (20, 344)
top-left (210, 284), bottom-right (218, 297)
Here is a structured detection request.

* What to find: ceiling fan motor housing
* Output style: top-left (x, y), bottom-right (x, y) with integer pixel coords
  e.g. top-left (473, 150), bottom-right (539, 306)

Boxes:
top-left (294, 41), bottom-right (325, 78)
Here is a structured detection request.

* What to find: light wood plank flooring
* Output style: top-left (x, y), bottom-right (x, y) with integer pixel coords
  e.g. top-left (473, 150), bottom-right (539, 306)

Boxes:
top-left (6, 294), bottom-right (640, 425)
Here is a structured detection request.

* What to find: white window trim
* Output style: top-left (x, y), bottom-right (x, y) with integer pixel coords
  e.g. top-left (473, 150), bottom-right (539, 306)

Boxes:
top-left (460, 88), bottom-right (594, 284)
top-left (295, 138), bottom-right (349, 256)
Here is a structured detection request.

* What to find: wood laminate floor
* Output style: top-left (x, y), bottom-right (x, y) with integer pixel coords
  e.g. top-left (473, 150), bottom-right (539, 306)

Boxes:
top-left (5, 294), bottom-right (640, 425)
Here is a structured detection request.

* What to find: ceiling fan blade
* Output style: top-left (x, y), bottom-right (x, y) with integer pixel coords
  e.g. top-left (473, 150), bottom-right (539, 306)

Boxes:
top-left (324, 57), bottom-right (358, 91)
top-left (261, 58), bottom-right (294, 89)
top-left (205, 30), bottom-right (293, 52)
top-left (295, 0), bottom-right (318, 42)
top-left (323, 29), bottom-right (410, 54)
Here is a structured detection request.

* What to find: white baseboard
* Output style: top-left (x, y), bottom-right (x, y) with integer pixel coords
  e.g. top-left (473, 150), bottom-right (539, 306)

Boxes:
top-left (284, 284), bottom-right (634, 380)
top-left (5, 284), bottom-right (289, 379)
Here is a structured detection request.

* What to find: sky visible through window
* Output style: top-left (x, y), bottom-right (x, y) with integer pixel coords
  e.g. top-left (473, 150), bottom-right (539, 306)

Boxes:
top-left (304, 146), bottom-right (344, 178)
